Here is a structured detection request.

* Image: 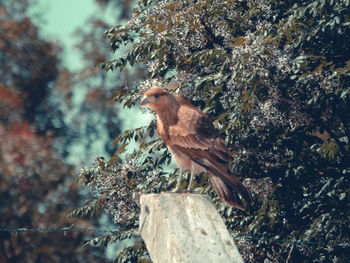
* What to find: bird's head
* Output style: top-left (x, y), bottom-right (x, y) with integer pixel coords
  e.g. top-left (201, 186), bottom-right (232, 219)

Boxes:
top-left (140, 87), bottom-right (176, 112)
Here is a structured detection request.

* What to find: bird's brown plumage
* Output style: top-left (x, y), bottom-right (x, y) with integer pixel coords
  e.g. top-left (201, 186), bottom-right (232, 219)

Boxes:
top-left (140, 87), bottom-right (251, 209)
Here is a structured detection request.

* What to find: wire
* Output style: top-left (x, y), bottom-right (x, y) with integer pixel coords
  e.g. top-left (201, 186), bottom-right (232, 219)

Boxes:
top-left (0, 226), bottom-right (349, 248)
top-left (232, 234), bottom-right (350, 248)
top-left (0, 226), bottom-right (114, 235)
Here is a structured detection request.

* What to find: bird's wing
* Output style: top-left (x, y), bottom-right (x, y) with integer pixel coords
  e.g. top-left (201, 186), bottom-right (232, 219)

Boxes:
top-left (162, 98), bottom-right (251, 208)
top-left (164, 99), bottom-right (232, 166)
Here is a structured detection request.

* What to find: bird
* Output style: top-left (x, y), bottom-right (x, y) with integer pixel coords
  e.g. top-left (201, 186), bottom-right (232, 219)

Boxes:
top-left (140, 87), bottom-right (251, 209)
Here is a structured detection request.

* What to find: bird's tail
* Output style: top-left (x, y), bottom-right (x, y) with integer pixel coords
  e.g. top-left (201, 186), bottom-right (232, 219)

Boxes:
top-left (208, 170), bottom-right (251, 209)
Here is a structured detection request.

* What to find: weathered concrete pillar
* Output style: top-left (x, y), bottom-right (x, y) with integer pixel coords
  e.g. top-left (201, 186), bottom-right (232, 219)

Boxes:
top-left (139, 193), bottom-right (243, 263)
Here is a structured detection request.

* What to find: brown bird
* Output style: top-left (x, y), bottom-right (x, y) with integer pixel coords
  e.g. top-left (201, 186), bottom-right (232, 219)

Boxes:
top-left (140, 87), bottom-right (251, 209)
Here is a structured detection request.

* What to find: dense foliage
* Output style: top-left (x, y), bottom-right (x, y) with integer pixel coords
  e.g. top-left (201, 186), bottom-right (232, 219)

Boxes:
top-left (74, 0), bottom-right (350, 262)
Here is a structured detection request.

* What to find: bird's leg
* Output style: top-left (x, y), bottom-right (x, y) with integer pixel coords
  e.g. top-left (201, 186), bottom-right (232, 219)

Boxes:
top-left (187, 170), bottom-right (195, 192)
top-left (173, 169), bottom-right (184, 192)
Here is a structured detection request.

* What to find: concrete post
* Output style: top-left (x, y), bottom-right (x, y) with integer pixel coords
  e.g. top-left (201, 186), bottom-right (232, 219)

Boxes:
top-left (139, 193), bottom-right (243, 263)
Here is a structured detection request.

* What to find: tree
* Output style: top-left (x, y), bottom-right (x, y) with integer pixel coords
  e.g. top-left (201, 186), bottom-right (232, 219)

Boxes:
top-left (70, 17), bottom-right (125, 157)
top-left (74, 0), bottom-right (350, 262)
top-left (0, 1), bottom-right (111, 262)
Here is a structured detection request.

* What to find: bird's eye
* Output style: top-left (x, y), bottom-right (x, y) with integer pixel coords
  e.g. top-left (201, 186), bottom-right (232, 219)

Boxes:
top-left (154, 93), bottom-right (160, 98)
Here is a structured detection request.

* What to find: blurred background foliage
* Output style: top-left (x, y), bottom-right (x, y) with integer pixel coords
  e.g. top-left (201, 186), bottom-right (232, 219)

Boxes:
top-left (72, 0), bottom-right (350, 262)
top-left (1, 0), bottom-right (350, 262)
top-left (0, 0), bottom-right (142, 262)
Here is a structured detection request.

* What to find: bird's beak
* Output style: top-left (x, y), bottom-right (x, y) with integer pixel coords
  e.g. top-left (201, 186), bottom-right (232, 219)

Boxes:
top-left (140, 95), bottom-right (153, 107)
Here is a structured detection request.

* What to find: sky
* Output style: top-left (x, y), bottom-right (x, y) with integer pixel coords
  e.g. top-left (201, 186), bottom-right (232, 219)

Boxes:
top-left (37, 0), bottom-right (96, 37)
top-left (31, 0), bottom-right (153, 164)
top-left (34, 0), bottom-right (100, 70)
